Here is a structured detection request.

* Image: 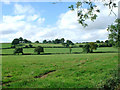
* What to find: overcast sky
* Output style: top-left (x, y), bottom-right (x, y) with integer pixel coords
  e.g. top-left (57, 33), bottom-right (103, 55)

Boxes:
top-left (0, 1), bottom-right (118, 43)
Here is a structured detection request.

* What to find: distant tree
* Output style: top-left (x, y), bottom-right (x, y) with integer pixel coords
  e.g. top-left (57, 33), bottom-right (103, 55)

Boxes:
top-left (105, 40), bottom-right (109, 44)
top-left (79, 45), bottom-right (83, 47)
top-left (65, 43), bottom-right (69, 48)
top-left (96, 40), bottom-right (100, 43)
top-left (54, 39), bottom-right (61, 44)
top-left (48, 40), bottom-right (52, 43)
top-left (25, 45), bottom-right (29, 48)
top-left (34, 46), bottom-right (44, 55)
top-left (12, 38), bottom-right (19, 46)
top-left (52, 40), bottom-right (55, 44)
top-left (89, 42), bottom-right (97, 53)
top-left (43, 40), bottom-right (47, 43)
top-left (23, 39), bottom-right (28, 43)
top-left (82, 44), bottom-right (90, 53)
top-left (83, 42), bottom-right (97, 53)
top-left (14, 48), bottom-right (23, 55)
top-left (29, 44), bottom-right (32, 48)
top-left (101, 41), bottom-right (104, 43)
top-left (66, 40), bottom-right (73, 45)
top-left (19, 37), bottom-right (23, 43)
top-left (27, 40), bottom-right (32, 43)
top-left (62, 43), bottom-right (66, 47)
top-left (69, 47), bottom-right (72, 54)
top-left (61, 38), bottom-right (65, 43)
top-left (35, 41), bottom-right (39, 43)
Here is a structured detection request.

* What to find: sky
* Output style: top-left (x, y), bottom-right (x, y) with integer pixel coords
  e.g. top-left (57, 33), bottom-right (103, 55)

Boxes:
top-left (0, 1), bottom-right (119, 43)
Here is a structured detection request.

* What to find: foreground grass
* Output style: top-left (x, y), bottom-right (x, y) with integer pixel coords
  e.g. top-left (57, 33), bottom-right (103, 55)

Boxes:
top-left (2, 53), bottom-right (118, 88)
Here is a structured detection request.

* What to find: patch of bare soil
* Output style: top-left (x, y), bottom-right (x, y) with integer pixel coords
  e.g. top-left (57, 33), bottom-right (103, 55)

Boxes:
top-left (77, 60), bottom-right (87, 66)
top-left (34, 70), bottom-right (56, 78)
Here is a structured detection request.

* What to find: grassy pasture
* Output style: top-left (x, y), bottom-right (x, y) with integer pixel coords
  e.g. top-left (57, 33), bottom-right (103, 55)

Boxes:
top-left (0, 43), bottom-right (119, 88)
top-left (2, 53), bottom-right (118, 88)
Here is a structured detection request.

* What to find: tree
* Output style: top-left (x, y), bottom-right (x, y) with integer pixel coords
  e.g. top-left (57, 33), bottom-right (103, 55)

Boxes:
top-left (66, 40), bottom-right (73, 45)
top-left (35, 41), bottom-right (39, 43)
top-left (12, 38), bottom-right (19, 46)
top-left (88, 42), bottom-right (97, 53)
top-left (23, 39), bottom-right (28, 43)
top-left (29, 44), bottom-right (33, 48)
top-left (48, 40), bottom-right (52, 43)
top-left (54, 39), bottom-right (61, 44)
top-left (14, 48), bottom-right (23, 55)
top-left (68, 1), bottom-right (117, 27)
top-left (43, 40), bottom-right (47, 43)
top-left (83, 42), bottom-right (97, 53)
top-left (107, 19), bottom-right (120, 47)
top-left (61, 38), bottom-right (65, 43)
top-left (96, 40), bottom-right (100, 43)
top-left (105, 40), bottom-right (109, 44)
top-left (34, 46), bottom-right (44, 55)
top-left (101, 41), bottom-right (104, 43)
top-left (82, 44), bottom-right (90, 53)
top-left (19, 37), bottom-right (23, 43)
top-left (69, 47), bottom-right (72, 54)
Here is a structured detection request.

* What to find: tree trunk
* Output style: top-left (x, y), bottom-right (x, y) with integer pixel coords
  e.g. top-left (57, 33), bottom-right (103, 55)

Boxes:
top-left (90, 49), bottom-right (93, 53)
top-left (38, 52), bottom-right (40, 55)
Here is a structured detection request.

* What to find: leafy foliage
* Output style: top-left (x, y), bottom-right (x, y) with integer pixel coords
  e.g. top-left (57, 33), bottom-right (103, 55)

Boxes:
top-left (35, 41), bottom-right (39, 43)
top-left (83, 42), bottom-right (97, 53)
top-left (82, 44), bottom-right (90, 53)
top-left (14, 48), bottom-right (23, 55)
top-left (107, 19), bottom-right (120, 47)
top-left (69, 1), bottom-right (117, 27)
top-left (88, 42), bottom-right (97, 53)
top-left (12, 38), bottom-right (20, 46)
top-left (34, 46), bottom-right (44, 54)
top-left (69, 1), bottom-right (100, 27)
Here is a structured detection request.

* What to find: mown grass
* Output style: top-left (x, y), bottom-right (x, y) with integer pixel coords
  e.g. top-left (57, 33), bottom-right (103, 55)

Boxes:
top-left (1, 53), bottom-right (118, 88)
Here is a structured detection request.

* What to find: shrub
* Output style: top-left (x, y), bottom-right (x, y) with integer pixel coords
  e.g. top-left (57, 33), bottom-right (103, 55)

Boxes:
top-left (83, 42), bottom-right (97, 53)
top-left (29, 44), bottom-right (33, 48)
top-left (88, 42), bottom-right (97, 53)
top-left (11, 45), bottom-right (15, 48)
top-left (25, 45), bottom-right (29, 48)
top-left (14, 48), bottom-right (23, 55)
top-left (34, 46), bottom-right (44, 55)
top-left (79, 45), bottom-right (83, 47)
top-left (82, 44), bottom-right (90, 53)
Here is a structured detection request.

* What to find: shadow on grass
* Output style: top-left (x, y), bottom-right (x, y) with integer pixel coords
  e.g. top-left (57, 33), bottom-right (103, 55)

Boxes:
top-left (93, 51), bottom-right (118, 53)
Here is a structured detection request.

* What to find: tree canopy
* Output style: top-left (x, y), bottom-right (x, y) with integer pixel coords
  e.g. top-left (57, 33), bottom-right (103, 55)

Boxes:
top-left (107, 19), bottom-right (120, 47)
top-left (68, 1), bottom-right (117, 27)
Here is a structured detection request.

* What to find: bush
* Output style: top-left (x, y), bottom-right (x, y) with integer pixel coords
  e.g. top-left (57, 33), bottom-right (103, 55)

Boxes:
top-left (88, 42), bottom-right (97, 53)
top-left (11, 46), bottom-right (15, 48)
top-left (34, 46), bottom-right (44, 55)
top-left (25, 45), bottom-right (29, 48)
top-left (82, 44), bottom-right (90, 53)
top-left (79, 45), bottom-right (83, 47)
top-left (82, 42), bottom-right (97, 53)
top-left (29, 44), bottom-right (33, 48)
top-left (14, 48), bottom-right (23, 55)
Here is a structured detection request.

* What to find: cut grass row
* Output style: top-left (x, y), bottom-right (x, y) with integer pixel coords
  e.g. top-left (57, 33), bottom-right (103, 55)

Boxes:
top-left (2, 53), bottom-right (118, 88)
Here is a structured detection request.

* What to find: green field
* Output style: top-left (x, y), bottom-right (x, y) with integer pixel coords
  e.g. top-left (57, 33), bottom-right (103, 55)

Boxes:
top-left (2, 53), bottom-right (118, 88)
top-left (1, 43), bottom-right (119, 88)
